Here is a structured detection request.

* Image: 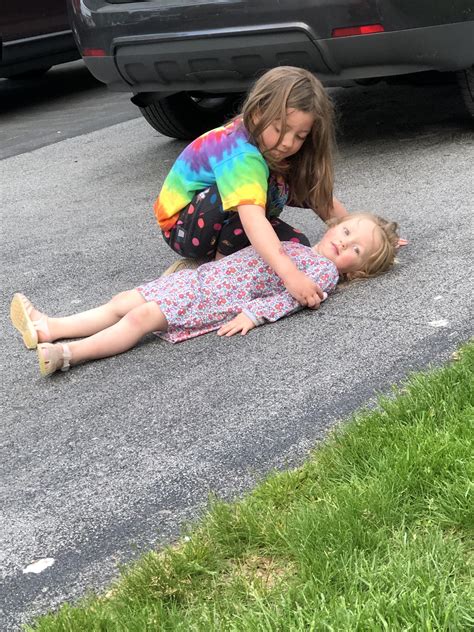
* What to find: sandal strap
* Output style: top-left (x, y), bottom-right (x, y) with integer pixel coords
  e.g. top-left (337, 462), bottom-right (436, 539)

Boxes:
top-left (19, 294), bottom-right (51, 339)
top-left (31, 315), bottom-right (51, 337)
top-left (61, 344), bottom-right (72, 372)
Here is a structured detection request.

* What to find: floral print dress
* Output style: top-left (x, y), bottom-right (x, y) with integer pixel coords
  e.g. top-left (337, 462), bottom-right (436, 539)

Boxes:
top-left (137, 242), bottom-right (339, 343)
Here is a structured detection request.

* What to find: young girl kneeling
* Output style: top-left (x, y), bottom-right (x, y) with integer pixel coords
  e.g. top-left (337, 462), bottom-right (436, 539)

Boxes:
top-left (156, 65), bottom-right (347, 309)
top-left (10, 214), bottom-right (399, 377)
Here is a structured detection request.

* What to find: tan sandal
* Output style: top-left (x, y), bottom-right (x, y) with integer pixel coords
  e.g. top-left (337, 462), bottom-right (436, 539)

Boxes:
top-left (161, 258), bottom-right (205, 277)
top-left (37, 343), bottom-right (72, 377)
top-left (10, 293), bottom-right (51, 349)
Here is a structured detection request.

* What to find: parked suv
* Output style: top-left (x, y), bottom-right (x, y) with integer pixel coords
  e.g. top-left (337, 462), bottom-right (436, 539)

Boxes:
top-left (1, 0), bottom-right (79, 79)
top-left (69, 0), bottom-right (474, 139)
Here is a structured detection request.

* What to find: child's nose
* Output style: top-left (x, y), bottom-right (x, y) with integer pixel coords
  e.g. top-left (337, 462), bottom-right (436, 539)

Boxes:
top-left (280, 133), bottom-right (292, 149)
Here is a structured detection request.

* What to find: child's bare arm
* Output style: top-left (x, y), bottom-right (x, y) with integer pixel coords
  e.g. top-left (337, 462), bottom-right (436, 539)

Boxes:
top-left (237, 204), bottom-right (324, 308)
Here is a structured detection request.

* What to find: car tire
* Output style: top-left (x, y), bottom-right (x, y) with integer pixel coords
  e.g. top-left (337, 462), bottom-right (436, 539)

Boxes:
top-left (138, 92), bottom-right (242, 140)
top-left (457, 67), bottom-right (474, 117)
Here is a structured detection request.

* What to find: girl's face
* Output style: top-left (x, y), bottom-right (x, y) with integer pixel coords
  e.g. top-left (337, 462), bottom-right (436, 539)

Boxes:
top-left (313, 217), bottom-right (382, 274)
top-left (258, 109), bottom-right (314, 160)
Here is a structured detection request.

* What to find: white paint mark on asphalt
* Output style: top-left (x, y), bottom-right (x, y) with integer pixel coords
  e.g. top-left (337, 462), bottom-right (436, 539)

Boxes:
top-left (22, 558), bottom-right (55, 574)
top-left (433, 296), bottom-right (443, 301)
top-left (428, 319), bottom-right (449, 328)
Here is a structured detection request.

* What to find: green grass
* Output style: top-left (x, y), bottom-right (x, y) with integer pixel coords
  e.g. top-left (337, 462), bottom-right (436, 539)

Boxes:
top-left (27, 342), bottom-right (474, 631)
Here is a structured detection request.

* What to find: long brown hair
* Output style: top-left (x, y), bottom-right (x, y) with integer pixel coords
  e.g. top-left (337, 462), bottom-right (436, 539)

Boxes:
top-left (239, 66), bottom-right (335, 219)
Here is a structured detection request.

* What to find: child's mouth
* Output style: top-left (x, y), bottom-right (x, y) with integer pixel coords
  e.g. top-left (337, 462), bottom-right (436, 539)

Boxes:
top-left (332, 242), bottom-right (339, 255)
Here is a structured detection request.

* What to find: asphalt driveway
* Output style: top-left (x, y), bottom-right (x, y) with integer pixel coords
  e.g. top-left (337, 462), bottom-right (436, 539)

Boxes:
top-left (1, 79), bottom-right (473, 629)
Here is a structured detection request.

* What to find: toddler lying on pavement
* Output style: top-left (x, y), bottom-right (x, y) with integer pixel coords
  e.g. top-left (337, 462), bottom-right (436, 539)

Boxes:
top-left (10, 213), bottom-right (399, 376)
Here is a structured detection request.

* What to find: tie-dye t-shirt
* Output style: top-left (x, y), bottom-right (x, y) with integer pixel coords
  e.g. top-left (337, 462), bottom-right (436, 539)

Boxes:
top-left (154, 120), bottom-right (269, 230)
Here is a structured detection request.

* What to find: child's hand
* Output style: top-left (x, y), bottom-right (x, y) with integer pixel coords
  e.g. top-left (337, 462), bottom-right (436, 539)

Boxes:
top-left (217, 313), bottom-right (256, 337)
top-left (283, 269), bottom-right (324, 309)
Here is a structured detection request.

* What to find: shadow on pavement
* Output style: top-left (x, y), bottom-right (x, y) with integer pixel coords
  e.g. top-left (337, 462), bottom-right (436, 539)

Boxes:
top-left (0, 61), bottom-right (103, 114)
top-left (0, 60), bottom-right (140, 160)
top-left (332, 73), bottom-right (472, 144)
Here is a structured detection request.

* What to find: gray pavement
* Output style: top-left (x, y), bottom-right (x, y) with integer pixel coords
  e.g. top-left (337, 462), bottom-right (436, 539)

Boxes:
top-left (1, 79), bottom-right (473, 629)
top-left (0, 60), bottom-right (139, 160)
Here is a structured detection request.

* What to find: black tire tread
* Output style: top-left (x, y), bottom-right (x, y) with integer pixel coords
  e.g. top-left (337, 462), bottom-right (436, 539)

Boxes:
top-left (456, 67), bottom-right (474, 118)
top-left (140, 100), bottom-right (190, 139)
top-left (138, 93), bottom-right (241, 140)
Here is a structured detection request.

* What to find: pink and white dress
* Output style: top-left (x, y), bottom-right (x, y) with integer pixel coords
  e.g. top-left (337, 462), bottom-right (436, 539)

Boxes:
top-left (137, 242), bottom-right (339, 343)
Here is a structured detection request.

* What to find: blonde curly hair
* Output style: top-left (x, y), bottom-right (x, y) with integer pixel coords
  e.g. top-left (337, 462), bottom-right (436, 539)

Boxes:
top-left (326, 213), bottom-right (400, 282)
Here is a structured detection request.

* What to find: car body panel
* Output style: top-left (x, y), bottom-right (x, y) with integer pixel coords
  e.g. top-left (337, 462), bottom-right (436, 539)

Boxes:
top-left (69, 0), bottom-right (474, 95)
top-left (1, 0), bottom-right (80, 78)
top-left (1, 1), bottom-right (69, 41)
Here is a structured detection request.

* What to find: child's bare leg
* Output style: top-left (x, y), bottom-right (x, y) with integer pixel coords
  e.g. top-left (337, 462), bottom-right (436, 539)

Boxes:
top-left (34, 290), bottom-right (145, 341)
top-left (66, 300), bottom-right (167, 365)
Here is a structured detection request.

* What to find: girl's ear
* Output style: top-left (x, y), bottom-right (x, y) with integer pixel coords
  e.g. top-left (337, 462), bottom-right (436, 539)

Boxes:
top-left (251, 110), bottom-right (262, 127)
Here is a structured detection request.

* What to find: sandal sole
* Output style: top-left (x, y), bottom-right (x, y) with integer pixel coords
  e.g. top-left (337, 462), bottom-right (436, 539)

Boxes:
top-left (10, 293), bottom-right (38, 349)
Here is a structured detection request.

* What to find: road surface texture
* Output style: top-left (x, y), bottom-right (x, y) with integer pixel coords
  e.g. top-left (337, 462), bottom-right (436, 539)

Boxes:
top-left (1, 72), bottom-right (473, 629)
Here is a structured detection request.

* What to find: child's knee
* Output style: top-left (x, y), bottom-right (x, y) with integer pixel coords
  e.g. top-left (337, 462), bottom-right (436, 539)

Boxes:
top-left (123, 302), bottom-right (161, 331)
top-left (109, 290), bottom-right (144, 317)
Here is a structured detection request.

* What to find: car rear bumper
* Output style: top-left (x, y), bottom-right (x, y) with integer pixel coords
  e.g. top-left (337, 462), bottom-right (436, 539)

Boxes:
top-left (82, 19), bottom-right (474, 95)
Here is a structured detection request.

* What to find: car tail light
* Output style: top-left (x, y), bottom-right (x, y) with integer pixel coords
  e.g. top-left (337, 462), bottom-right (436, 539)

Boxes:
top-left (82, 48), bottom-right (106, 57)
top-left (332, 24), bottom-right (384, 37)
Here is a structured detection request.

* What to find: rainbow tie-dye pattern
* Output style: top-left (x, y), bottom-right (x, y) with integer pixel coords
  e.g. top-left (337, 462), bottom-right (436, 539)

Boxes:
top-left (154, 120), bottom-right (269, 230)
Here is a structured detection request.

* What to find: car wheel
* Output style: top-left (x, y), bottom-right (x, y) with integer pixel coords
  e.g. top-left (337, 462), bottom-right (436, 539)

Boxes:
top-left (457, 67), bottom-right (474, 117)
top-left (138, 92), bottom-right (242, 140)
